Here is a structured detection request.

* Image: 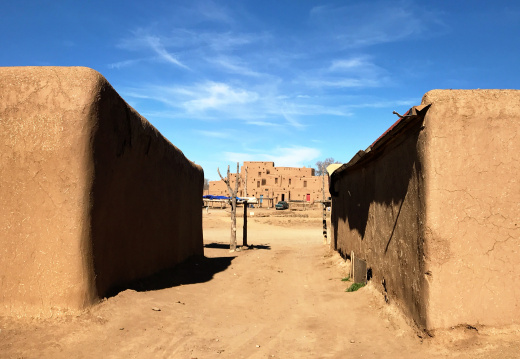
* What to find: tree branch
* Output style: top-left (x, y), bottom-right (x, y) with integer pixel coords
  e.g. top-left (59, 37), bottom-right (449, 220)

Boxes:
top-left (217, 167), bottom-right (229, 186)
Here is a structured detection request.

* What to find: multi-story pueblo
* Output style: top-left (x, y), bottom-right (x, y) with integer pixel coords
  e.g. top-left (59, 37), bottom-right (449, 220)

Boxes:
top-left (208, 161), bottom-right (330, 206)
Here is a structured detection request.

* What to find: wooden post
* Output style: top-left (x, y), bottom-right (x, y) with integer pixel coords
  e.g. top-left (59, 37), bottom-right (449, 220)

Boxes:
top-left (322, 164), bottom-right (328, 244)
top-left (243, 202), bottom-right (248, 247)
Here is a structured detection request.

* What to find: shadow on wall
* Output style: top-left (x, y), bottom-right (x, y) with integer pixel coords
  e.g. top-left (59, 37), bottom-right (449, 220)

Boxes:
top-left (105, 255), bottom-right (235, 298)
top-left (89, 80), bottom-right (204, 300)
top-left (332, 118), bottom-right (424, 249)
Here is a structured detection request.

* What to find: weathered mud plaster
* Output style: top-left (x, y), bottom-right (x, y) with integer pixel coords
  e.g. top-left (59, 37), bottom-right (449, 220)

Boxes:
top-left (331, 90), bottom-right (519, 331)
top-left (0, 67), bottom-right (204, 317)
top-left (331, 114), bottom-right (428, 328)
top-left (421, 90), bottom-right (519, 329)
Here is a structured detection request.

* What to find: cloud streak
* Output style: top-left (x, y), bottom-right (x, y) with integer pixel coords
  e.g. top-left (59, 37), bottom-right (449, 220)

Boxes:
top-left (225, 146), bottom-right (321, 168)
top-left (309, 2), bottom-right (446, 48)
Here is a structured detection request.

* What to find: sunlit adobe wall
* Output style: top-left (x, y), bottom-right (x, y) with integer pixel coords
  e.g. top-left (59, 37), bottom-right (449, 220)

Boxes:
top-left (0, 67), bottom-right (203, 317)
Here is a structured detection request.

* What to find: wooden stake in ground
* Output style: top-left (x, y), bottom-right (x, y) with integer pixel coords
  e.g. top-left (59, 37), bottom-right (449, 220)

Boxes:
top-left (217, 163), bottom-right (240, 251)
top-left (322, 163), bottom-right (327, 244)
top-left (243, 203), bottom-right (248, 247)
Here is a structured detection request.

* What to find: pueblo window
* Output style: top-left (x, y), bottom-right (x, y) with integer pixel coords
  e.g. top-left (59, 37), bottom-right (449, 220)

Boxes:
top-left (303, 180), bottom-right (307, 187)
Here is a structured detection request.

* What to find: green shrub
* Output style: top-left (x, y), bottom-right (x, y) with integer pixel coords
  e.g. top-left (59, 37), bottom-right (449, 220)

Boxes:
top-left (346, 282), bottom-right (365, 292)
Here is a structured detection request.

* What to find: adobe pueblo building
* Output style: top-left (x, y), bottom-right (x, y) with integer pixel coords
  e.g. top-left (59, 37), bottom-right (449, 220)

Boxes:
top-left (0, 67), bottom-right (203, 317)
top-left (330, 90), bottom-right (519, 332)
top-left (209, 161), bottom-right (330, 206)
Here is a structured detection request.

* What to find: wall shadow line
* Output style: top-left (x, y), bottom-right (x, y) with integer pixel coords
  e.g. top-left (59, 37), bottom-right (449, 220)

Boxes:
top-left (104, 254), bottom-right (235, 298)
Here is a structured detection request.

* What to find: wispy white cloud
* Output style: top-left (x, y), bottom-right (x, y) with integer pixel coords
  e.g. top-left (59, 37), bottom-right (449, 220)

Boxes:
top-left (208, 56), bottom-right (263, 77)
top-left (281, 106), bottom-right (305, 129)
top-left (122, 81), bottom-right (350, 127)
top-left (117, 29), bottom-right (189, 69)
top-left (302, 55), bottom-right (389, 89)
top-left (146, 35), bottom-right (189, 69)
top-left (225, 146), bottom-right (321, 168)
top-left (204, 31), bottom-right (266, 51)
top-left (309, 2), bottom-right (446, 48)
top-left (245, 120), bottom-right (282, 127)
top-left (329, 57), bottom-right (371, 72)
top-left (349, 99), bottom-right (418, 109)
top-left (194, 0), bottom-right (235, 24)
top-left (195, 130), bottom-right (231, 139)
top-left (108, 58), bottom-right (144, 69)
top-left (183, 82), bottom-right (259, 112)
top-left (306, 78), bottom-right (381, 88)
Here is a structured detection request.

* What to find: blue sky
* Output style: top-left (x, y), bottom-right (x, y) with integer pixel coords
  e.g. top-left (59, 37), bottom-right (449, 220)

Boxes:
top-left (2, 1), bottom-right (519, 180)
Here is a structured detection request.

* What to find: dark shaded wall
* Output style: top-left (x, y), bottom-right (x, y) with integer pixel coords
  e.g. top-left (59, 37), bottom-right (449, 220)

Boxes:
top-left (89, 79), bottom-right (204, 298)
top-left (331, 119), bottom-right (428, 328)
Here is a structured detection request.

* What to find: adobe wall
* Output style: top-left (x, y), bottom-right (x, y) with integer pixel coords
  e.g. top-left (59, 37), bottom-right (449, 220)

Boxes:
top-left (331, 89), bottom-right (520, 331)
top-left (331, 119), bottom-right (429, 328)
top-left (421, 90), bottom-right (520, 329)
top-left (0, 67), bottom-right (203, 317)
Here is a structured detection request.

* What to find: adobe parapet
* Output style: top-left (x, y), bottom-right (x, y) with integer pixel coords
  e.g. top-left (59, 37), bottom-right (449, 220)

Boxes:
top-left (0, 67), bottom-right (203, 317)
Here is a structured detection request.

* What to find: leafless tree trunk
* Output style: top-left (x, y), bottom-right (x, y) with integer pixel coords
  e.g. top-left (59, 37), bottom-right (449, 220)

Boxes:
top-left (217, 163), bottom-right (240, 251)
top-left (244, 166), bottom-right (248, 197)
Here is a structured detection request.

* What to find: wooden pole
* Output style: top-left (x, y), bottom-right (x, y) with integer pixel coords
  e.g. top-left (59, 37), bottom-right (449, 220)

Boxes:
top-left (322, 164), bottom-right (328, 244)
top-left (243, 202), bottom-right (248, 247)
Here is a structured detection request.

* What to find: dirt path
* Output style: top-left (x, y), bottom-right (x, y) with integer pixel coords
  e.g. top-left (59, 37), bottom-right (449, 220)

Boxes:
top-left (1, 208), bottom-right (519, 358)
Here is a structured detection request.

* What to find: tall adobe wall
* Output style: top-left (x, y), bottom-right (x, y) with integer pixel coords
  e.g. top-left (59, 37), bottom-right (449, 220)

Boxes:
top-left (421, 90), bottom-right (520, 329)
top-left (331, 115), bottom-right (428, 328)
top-left (0, 67), bottom-right (203, 317)
top-left (331, 89), bottom-right (520, 331)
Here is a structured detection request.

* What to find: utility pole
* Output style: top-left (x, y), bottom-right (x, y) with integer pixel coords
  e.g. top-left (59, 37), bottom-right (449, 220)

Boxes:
top-left (322, 163), bottom-right (327, 244)
top-left (217, 163), bottom-right (240, 251)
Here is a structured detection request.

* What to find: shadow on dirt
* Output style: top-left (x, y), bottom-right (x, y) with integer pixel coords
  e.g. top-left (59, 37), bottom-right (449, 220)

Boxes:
top-left (204, 242), bottom-right (271, 250)
top-left (105, 255), bottom-right (234, 298)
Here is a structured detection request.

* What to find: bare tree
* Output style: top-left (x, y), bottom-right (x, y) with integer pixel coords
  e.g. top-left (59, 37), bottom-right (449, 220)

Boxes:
top-left (244, 166), bottom-right (248, 197)
top-left (217, 163), bottom-right (240, 251)
top-left (315, 157), bottom-right (341, 176)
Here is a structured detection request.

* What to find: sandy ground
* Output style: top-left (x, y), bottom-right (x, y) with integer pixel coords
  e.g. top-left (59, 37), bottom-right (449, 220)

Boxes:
top-left (1, 207), bottom-right (519, 358)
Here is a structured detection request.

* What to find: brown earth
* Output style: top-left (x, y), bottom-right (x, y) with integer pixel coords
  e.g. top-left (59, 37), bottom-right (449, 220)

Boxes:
top-left (1, 207), bottom-right (519, 358)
